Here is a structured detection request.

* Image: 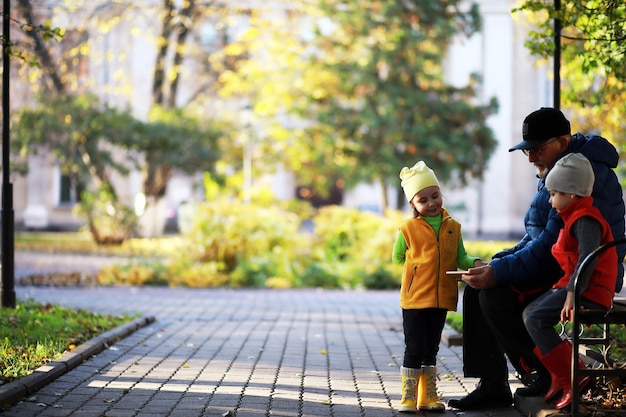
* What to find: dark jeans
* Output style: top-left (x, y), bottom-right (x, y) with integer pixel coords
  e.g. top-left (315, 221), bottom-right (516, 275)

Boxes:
top-left (402, 308), bottom-right (447, 368)
top-left (523, 288), bottom-right (605, 355)
top-left (462, 286), bottom-right (546, 380)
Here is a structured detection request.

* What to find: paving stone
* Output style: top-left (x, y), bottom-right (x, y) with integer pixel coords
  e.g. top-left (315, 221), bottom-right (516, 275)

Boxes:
top-left (1, 286), bottom-right (531, 417)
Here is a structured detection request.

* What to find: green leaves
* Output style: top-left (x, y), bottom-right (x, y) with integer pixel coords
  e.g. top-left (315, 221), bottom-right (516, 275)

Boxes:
top-left (294, 0), bottom-right (498, 205)
top-left (216, 1), bottom-right (497, 210)
top-left (11, 93), bottom-right (227, 243)
top-left (514, 0), bottom-right (626, 151)
top-left (0, 300), bottom-right (132, 384)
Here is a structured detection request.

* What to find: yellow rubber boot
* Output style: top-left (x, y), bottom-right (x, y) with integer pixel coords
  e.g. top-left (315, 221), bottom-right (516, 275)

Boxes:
top-left (418, 365), bottom-right (445, 412)
top-left (399, 367), bottom-right (421, 412)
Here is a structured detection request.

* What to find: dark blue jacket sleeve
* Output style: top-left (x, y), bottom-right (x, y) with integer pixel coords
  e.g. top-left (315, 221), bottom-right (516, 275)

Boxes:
top-left (490, 186), bottom-right (563, 288)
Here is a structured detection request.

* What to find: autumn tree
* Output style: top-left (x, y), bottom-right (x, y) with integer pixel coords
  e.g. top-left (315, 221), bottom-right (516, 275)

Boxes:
top-left (12, 0), bottom-right (143, 242)
top-left (12, 0), bottom-right (230, 236)
top-left (514, 1), bottom-right (626, 151)
top-left (219, 0), bottom-right (498, 210)
top-left (12, 94), bottom-right (141, 243)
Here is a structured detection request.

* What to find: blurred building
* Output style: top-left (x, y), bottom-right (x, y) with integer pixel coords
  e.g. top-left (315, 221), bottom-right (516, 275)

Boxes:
top-left (11, 0), bottom-right (555, 238)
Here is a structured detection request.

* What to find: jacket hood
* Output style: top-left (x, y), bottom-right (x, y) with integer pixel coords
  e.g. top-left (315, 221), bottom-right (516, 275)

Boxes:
top-left (569, 133), bottom-right (619, 169)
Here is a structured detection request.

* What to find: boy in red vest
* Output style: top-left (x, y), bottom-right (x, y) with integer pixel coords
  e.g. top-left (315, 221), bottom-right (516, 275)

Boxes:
top-left (392, 161), bottom-right (484, 412)
top-left (523, 153), bottom-right (617, 409)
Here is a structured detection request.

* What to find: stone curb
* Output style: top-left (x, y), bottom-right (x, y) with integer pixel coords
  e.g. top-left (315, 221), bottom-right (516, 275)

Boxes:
top-left (441, 324), bottom-right (463, 347)
top-left (0, 315), bottom-right (156, 410)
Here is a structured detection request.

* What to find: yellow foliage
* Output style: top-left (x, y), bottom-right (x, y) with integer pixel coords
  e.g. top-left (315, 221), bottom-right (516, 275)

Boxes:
top-left (225, 43), bottom-right (245, 57)
top-left (265, 277), bottom-right (293, 289)
top-left (172, 262), bottom-right (229, 288)
top-left (96, 264), bottom-right (156, 286)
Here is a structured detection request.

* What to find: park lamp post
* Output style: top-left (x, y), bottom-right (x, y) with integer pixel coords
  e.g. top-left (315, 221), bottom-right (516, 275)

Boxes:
top-left (553, 0), bottom-right (561, 109)
top-left (1, 0), bottom-right (16, 308)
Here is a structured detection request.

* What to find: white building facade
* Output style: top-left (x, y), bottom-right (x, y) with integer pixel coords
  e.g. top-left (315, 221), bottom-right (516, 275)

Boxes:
top-left (14, 0), bottom-right (557, 238)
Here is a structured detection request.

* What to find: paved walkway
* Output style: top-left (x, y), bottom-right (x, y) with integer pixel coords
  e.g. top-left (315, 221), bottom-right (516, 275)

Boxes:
top-left (0, 284), bottom-right (529, 417)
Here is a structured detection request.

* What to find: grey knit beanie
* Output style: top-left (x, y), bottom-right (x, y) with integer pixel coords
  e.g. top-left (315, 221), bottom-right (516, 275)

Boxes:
top-left (545, 153), bottom-right (595, 197)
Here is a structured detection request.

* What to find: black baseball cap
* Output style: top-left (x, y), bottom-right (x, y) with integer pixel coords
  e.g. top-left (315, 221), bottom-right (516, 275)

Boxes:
top-left (509, 107), bottom-right (571, 152)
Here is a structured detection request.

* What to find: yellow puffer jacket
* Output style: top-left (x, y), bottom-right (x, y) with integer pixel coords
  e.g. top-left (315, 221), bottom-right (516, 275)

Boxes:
top-left (399, 209), bottom-right (461, 311)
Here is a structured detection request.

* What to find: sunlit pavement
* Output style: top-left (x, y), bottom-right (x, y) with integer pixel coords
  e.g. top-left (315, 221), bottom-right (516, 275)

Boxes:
top-left (0, 285), bottom-right (529, 417)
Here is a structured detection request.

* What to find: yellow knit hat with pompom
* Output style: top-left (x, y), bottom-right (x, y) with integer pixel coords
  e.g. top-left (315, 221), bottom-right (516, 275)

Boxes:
top-left (399, 161), bottom-right (440, 201)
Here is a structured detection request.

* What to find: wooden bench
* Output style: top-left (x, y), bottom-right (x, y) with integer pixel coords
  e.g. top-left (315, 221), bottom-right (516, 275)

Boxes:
top-left (571, 237), bottom-right (626, 416)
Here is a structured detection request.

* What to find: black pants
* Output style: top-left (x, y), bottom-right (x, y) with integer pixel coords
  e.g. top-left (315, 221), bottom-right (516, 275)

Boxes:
top-left (462, 286), bottom-right (546, 380)
top-left (402, 308), bottom-right (447, 368)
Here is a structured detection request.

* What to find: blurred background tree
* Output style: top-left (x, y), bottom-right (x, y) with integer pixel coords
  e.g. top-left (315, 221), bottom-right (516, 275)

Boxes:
top-left (514, 1), bottom-right (626, 163)
top-left (12, 0), bottom-right (230, 238)
top-left (10, 0), bottom-right (501, 237)
top-left (12, 94), bottom-right (141, 243)
top-left (216, 0), bottom-right (499, 211)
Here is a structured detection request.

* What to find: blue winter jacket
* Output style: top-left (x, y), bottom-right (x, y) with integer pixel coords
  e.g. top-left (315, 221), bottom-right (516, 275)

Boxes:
top-left (492, 133), bottom-right (626, 293)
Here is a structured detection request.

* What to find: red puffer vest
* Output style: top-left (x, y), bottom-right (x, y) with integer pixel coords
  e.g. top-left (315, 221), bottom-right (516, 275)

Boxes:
top-left (551, 197), bottom-right (617, 309)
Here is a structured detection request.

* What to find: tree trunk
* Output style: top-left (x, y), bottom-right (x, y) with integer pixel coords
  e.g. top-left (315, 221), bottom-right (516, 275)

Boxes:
top-left (167, 0), bottom-right (195, 108)
top-left (143, 162), bottom-right (171, 199)
top-left (152, 0), bottom-right (175, 105)
top-left (17, 0), bottom-right (65, 93)
top-left (380, 180), bottom-right (389, 212)
top-left (396, 185), bottom-right (405, 211)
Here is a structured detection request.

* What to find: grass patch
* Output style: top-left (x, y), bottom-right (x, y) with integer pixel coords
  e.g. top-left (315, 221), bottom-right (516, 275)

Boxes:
top-left (15, 231), bottom-right (182, 257)
top-left (446, 311), bottom-right (463, 333)
top-left (0, 299), bottom-right (134, 383)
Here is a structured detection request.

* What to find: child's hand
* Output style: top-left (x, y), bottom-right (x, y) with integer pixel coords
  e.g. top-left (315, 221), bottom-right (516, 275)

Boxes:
top-left (560, 291), bottom-right (575, 322)
top-left (473, 259), bottom-right (487, 267)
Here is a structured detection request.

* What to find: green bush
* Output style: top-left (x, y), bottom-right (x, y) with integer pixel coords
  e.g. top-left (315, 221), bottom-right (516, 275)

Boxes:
top-left (230, 256), bottom-right (280, 288)
top-left (312, 206), bottom-right (402, 264)
top-left (97, 263), bottom-right (168, 286)
top-left (167, 261), bottom-right (230, 288)
top-left (464, 240), bottom-right (518, 261)
top-left (360, 264), bottom-right (402, 290)
top-left (74, 185), bottom-right (138, 245)
top-left (446, 312), bottom-right (463, 333)
top-left (26, 200), bottom-right (520, 291)
top-left (179, 197), bottom-right (305, 286)
top-left (299, 262), bottom-right (342, 288)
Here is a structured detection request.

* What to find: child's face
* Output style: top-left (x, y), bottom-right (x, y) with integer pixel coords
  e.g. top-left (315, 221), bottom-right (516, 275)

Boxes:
top-left (548, 189), bottom-right (575, 212)
top-left (410, 186), bottom-right (442, 217)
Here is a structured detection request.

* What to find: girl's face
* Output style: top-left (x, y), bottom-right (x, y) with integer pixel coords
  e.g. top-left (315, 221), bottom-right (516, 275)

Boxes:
top-left (410, 186), bottom-right (442, 217)
top-left (548, 189), bottom-right (575, 212)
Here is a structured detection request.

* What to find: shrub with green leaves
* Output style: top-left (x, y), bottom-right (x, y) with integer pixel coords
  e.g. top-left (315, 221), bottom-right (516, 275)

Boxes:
top-left (97, 263), bottom-right (169, 286)
top-left (464, 240), bottom-right (517, 261)
top-left (74, 185), bottom-right (138, 245)
top-left (180, 197), bottom-right (304, 287)
top-left (309, 206), bottom-right (404, 288)
top-left (38, 199), bottom-right (519, 290)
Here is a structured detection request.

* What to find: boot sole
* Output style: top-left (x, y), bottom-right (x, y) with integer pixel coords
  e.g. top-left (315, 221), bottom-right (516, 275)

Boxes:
top-left (419, 405), bottom-right (446, 412)
top-left (448, 398), bottom-right (512, 410)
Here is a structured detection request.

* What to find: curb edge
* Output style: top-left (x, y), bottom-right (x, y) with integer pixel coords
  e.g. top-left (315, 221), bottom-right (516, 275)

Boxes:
top-left (0, 315), bottom-right (156, 410)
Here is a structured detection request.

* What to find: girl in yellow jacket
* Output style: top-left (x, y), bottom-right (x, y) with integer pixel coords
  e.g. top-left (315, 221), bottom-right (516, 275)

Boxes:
top-left (392, 161), bottom-right (484, 412)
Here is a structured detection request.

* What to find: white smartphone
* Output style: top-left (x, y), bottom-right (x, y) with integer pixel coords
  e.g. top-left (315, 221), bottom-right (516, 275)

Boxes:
top-left (446, 270), bottom-right (469, 280)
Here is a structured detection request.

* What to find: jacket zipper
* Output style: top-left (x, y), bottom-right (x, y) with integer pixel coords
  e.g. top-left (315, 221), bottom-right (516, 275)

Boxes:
top-left (435, 216), bottom-right (450, 308)
top-left (407, 265), bottom-right (417, 293)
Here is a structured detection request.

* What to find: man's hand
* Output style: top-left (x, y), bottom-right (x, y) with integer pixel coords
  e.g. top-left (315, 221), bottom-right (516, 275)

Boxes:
top-left (462, 265), bottom-right (497, 289)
